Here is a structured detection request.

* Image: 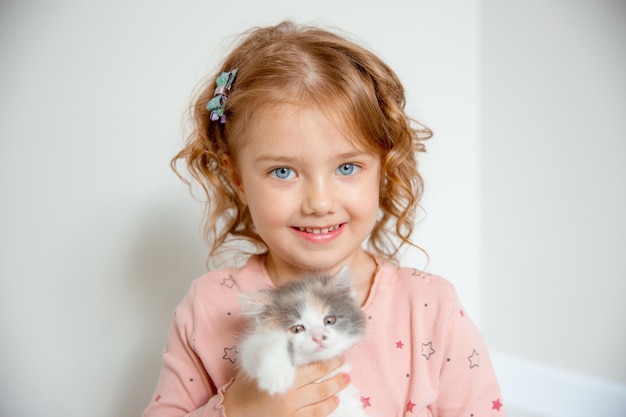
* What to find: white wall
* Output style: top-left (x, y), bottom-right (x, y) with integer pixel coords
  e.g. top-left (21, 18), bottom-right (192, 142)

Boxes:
top-left (0, 1), bottom-right (480, 416)
top-left (481, 1), bottom-right (626, 416)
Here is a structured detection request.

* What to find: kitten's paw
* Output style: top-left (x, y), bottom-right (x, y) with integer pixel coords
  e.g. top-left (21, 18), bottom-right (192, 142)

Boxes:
top-left (256, 363), bottom-right (296, 395)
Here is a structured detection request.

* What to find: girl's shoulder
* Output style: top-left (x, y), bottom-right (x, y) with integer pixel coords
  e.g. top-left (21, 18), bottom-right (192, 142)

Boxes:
top-left (189, 254), bottom-right (272, 301)
top-left (190, 265), bottom-right (242, 297)
top-left (374, 259), bottom-right (460, 302)
top-left (173, 255), bottom-right (271, 332)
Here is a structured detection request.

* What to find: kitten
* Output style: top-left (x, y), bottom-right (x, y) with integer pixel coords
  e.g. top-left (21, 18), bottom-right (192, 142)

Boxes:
top-left (238, 267), bottom-right (368, 417)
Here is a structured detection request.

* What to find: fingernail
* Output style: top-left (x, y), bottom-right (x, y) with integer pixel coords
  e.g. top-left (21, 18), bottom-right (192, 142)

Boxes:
top-left (334, 396), bottom-right (340, 404)
top-left (343, 373), bottom-right (351, 383)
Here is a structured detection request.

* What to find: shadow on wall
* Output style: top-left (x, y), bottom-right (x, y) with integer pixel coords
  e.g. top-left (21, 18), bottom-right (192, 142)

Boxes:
top-left (116, 199), bottom-right (207, 416)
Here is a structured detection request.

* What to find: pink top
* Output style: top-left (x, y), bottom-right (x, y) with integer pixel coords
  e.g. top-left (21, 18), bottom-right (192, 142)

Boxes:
top-left (143, 255), bottom-right (506, 417)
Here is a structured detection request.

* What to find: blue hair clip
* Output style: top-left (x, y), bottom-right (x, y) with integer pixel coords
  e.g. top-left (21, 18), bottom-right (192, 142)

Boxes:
top-left (206, 68), bottom-right (238, 123)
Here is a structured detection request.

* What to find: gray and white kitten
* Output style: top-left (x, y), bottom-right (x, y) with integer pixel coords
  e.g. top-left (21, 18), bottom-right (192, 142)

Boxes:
top-left (238, 267), bottom-right (368, 417)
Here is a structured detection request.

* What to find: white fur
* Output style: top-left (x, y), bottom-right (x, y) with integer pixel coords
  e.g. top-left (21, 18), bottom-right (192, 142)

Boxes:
top-left (239, 329), bottom-right (297, 395)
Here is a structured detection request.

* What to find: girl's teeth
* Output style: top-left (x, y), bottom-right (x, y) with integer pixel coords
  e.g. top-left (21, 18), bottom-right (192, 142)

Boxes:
top-left (298, 225), bottom-right (339, 234)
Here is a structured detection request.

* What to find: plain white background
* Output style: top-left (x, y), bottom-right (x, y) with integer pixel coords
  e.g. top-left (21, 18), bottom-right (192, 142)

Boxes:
top-left (480, 2), bottom-right (625, 416)
top-left (0, 1), bottom-right (624, 416)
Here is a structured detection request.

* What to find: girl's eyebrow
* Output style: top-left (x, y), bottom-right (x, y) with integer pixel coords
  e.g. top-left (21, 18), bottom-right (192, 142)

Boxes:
top-left (337, 150), bottom-right (375, 160)
top-left (254, 154), bottom-right (300, 164)
top-left (255, 150), bottom-right (373, 164)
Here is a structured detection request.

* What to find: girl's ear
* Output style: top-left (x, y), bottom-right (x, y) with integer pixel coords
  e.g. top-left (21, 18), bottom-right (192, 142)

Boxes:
top-left (222, 154), bottom-right (247, 205)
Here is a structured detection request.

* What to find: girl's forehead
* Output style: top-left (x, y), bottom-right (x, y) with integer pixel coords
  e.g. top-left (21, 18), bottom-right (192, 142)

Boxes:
top-left (233, 103), bottom-right (378, 156)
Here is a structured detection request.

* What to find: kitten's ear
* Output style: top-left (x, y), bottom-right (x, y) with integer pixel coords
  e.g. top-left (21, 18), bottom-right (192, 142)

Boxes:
top-left (238, 291), bottom-right (270, 317)
top-left (333, 266), bottom-right (354, 291)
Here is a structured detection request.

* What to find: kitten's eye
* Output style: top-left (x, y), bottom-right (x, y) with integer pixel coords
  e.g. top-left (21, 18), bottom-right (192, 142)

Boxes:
top-left (324, 316), bottom-right (337, 325)
top-left (271, 167), bottom-right (296, 180)
top-left (336, 163), bottom-right (359, 176)
top-left (290, 324), bottom-right (306, 334)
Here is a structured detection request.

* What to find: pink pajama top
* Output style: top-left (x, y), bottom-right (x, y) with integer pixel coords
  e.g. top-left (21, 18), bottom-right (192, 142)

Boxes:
top-left (143, 255), bottom-right (506, 417)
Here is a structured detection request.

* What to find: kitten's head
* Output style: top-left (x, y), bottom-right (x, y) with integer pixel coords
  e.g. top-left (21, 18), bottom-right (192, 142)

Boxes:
top-left (239, 267), bottom-right (366, 365)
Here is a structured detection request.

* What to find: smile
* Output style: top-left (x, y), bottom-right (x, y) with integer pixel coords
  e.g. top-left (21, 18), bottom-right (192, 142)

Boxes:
top-left (296, 225), bottom-right (341, 234)
top-left (292, 223), bottom-right (345, 243)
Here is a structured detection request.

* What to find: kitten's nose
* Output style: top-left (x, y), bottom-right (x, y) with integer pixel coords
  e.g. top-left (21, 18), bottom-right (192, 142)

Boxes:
top-left (312, 330), bottom-right (327, 344)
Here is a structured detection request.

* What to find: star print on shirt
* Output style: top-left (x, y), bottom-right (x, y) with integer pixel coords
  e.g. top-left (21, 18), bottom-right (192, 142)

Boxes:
top-left (361, 396), bottom-right (371, 407)
top-left (412, 269), bottom-right (432, 282)
top-left (223, 346), bottom-right (238, 363)
top-left (221, 275), bottom-right (236, 288)
top-left (468, 349), bottom-right (480, 368)
top-left (406, 400), bottom-right (416, 412)
top-left (492, 398), bottom-right (503, 411)
top-left (396, 340), bottom-right (404, 349)
top-left (421, 342), bottom-right (435, 360)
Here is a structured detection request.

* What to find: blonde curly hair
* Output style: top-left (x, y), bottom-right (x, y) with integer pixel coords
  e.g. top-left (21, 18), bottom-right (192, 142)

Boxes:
top-left (173, 21), bottom-right (431, 262)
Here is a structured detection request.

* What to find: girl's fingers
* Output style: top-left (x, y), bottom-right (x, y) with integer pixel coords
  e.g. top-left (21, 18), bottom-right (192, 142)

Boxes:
top-left (223, 359), bottom-right (349, 417)
top-left (295, 395), bottom-right (340, 417)
top-left (293, 368), bottom-right (350, 410)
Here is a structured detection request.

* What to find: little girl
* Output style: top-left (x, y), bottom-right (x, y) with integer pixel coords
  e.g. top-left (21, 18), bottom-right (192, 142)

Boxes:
top-left (143, 21), bottom-right (505, 417)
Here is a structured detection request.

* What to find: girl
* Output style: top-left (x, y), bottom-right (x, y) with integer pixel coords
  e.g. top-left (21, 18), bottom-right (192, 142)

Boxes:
top-left (144, 21), bottom-right (505, 417)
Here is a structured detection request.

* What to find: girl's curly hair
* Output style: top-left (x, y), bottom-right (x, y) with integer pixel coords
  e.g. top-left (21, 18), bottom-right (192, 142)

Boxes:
top-left (173, 21), bottom-right (431, 263)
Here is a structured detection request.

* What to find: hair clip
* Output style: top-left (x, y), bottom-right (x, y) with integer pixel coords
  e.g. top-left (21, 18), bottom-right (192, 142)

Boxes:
top-left (206, 68), bottom-right (238, 123)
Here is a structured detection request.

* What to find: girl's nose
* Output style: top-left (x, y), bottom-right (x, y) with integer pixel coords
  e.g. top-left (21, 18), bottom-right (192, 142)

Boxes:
top-left (302, 180), bottom-right (335, 215)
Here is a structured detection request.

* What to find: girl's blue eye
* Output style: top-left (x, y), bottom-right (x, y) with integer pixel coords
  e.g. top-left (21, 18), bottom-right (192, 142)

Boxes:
top-left (337, 163), bottom-right (358, 176)
top-left (271, 167), bottom-right (295, 179)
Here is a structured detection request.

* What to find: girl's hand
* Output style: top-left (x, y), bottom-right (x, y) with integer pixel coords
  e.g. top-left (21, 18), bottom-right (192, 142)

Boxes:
top-left (222, 356), bottom-right (349, 417)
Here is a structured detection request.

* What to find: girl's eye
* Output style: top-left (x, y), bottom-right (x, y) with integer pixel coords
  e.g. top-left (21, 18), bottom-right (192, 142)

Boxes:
top-left (336, 163), bottom-right (359, 176)
top-left (290, 324), bottom-right (306, 334)
top-left (271, 167), bottom-right (296, 180)
top-left (324, 316), bottom-right (337, 325)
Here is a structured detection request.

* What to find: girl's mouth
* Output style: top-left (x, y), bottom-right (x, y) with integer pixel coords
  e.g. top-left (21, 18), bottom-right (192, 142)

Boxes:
top-left (296, 224), bottom-right (341, 234)
top-left (292, 223), bottom-right (345, 243)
